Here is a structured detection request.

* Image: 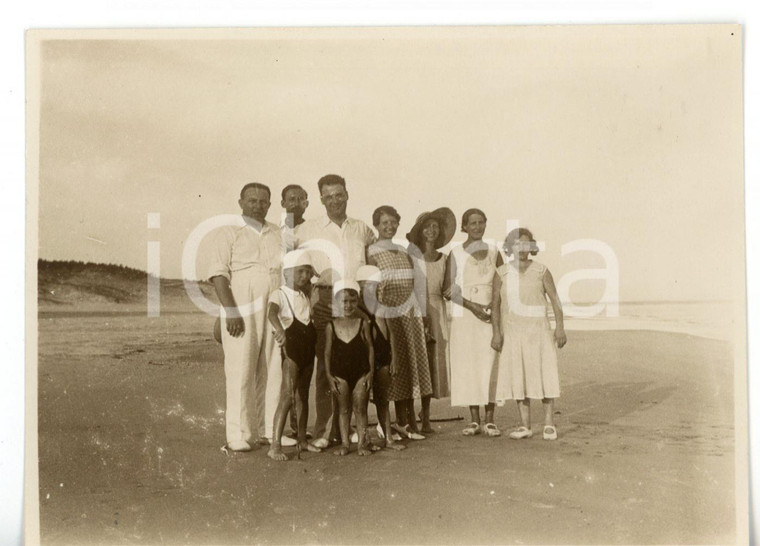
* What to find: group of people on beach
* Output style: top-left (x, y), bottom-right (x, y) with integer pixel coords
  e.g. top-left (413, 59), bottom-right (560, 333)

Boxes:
top-left (208, 174), bottom-right (567, 461)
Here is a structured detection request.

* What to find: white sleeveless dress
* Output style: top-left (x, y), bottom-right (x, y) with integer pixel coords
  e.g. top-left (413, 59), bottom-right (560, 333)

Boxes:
top-left (495, 260), bottom-right (560, 401)
top-left (448, 243), bottom-right (499, 407)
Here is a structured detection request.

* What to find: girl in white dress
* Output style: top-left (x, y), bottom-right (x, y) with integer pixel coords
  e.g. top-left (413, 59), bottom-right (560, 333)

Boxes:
top-left (492, 228), bottom-right (567, 440)
top-left (444, 208), bottom-right (503, 437)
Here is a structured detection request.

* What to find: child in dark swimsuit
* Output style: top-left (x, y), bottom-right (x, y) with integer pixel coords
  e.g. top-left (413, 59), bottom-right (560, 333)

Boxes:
top-left (356, 265), bottom-right (406, 451)
top-left (267, 250), bottom-right (321, 461)
top-left (325, 280), bottom-right (376, 456)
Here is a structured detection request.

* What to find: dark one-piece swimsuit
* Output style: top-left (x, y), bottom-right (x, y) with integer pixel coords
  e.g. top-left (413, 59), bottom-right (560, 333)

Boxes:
top-left (280, 291), bottom-right (317, 369)
top-left (330, 318), bottom-right (371, 392)
top-left (369, 316), bottom-right (392, 403)
top-left (370, 316), bottom-right (391, 372)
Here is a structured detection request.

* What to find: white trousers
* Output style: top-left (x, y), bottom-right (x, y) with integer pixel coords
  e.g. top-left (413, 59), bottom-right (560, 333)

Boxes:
top-left (264, 344), bottom-right (284, 439)
top-left (220, 268), bottom-right (275, 444)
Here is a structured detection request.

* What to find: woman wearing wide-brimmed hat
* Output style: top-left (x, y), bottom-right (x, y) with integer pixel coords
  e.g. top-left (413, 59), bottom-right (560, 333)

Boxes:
top-left (406, 207), bottom-right (456, 433)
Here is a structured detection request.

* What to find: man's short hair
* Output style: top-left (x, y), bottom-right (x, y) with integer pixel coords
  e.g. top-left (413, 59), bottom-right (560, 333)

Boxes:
top-left (240, 182), bottom-right (271, 200)
top-left (281, 184), bottom-right (308, 201)
top-left (317, 174), bottom-right (346, 195)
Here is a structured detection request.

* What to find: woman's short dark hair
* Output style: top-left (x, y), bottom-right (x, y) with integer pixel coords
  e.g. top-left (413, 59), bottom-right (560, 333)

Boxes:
top-left (240, 182), bottom-right (271, 199)
top-left (372, 205), bottom-right (401, 227)
top-left (503, 227), bottom-right (539, 256)
top-left (460, 208), bottom-right (487, 232)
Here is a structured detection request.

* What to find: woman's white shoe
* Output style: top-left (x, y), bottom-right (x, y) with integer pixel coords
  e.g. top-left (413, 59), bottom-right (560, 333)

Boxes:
top-left (508, 426), bottom-right (533, 439)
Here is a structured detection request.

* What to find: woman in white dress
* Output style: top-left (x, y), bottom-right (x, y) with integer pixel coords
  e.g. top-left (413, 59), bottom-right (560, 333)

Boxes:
top-left (444, 208), bottom-right (503, 437)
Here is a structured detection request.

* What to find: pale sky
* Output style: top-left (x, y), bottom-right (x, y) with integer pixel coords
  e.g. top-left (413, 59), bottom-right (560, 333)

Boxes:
top-left (35, 26), bottom-right (744, 302)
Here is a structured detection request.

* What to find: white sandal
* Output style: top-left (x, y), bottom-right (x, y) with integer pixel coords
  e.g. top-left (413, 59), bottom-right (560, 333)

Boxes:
top-left (543, 425), bottom-right (558, 440)
top-left (483, 423), bottom-right (502, 437)
top-left (462, 422), bottom-right (481, 436)
top-left (508, 426), bottom-right (533, 439)
top-left (404, 424), bottom-right (426, 440)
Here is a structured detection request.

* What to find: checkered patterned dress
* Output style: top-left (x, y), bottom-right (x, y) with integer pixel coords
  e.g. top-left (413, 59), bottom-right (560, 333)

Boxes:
top-left (370, 246), bottom-right (432, 401)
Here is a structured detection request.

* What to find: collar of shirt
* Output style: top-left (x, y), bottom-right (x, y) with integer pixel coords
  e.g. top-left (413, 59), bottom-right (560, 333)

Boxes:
top-left (321, 214), bottom-right (354, 229)
top-left (280, 213), bottom-right (306, 230)
top-left (280, 285), bottom-right (306, 299)
top-left (239, 215), bottom-right (276, 235)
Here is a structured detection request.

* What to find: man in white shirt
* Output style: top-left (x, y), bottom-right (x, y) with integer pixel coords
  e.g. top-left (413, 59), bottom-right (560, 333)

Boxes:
top-left (295, 174), bottom-right (375, 447)
top-left (208, 183), bottom-right (282, 452)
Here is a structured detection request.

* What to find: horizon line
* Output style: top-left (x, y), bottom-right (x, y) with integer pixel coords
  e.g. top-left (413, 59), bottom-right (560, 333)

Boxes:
top-left (37, 258), bottom-right (734, 306)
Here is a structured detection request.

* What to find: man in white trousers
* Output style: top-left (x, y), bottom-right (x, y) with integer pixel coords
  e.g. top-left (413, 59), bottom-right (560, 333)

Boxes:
top-left (209, 183), bottom-right (282, 452)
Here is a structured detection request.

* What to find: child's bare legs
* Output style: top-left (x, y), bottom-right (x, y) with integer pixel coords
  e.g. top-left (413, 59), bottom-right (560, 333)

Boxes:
top-left (375, 367), bottom-right (405, 450)
top-left (378, 401), bottom-right (406, 450)
top-left (353, 376), bottom-right (375, 456)
top-left (296, 365), bottom-right (320, 453)
top-left (333, 378), bottom-right (351, 456)
top-left (420, 395), bottom-right (434, 433)
top-left (517, 399), bottom-right (531, 429)
top-left (327, 402), bottom-right (341, 444)
top-left (287, 402), bottom-right (299, 439)
top-left (542, 398), bottom-right (554, 427)
top-left (268, 359), bottom-right (298, 461)
top-left (469, 405), bottom-right (481, 425)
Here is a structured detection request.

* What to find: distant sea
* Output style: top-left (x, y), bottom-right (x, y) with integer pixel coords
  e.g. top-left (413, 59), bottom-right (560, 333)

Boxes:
top-left (562, 300), bottom-right (740, 341)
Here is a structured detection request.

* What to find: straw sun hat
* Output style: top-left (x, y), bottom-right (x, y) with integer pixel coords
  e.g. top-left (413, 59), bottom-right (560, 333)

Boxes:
top-left (405, 207), bottom-right (456, 250)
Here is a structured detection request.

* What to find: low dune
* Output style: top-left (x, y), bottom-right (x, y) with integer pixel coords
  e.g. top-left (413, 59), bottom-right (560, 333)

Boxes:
top-left (37, 260), bottom-right (217, 313)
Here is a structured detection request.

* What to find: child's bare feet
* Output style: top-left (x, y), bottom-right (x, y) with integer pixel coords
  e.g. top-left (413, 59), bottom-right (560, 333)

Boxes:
top-left (267, 447), bottom-right (288, 462)
top-left (300, 441), bottom-right (321, 453)
top-left (386, 442), bottom-right (407, 451)
top-left (333, 445), bottom-right (350, 456)
top-left (359, 434), bottom-right (381, 453)
top-left (357, 444), bottom-right (374, 456)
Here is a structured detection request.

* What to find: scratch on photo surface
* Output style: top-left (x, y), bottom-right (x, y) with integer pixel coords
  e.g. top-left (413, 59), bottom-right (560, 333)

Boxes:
top-left (85, 236), bottom-right (107, 245)
top-left (161, 401), bottom-right (222, 431)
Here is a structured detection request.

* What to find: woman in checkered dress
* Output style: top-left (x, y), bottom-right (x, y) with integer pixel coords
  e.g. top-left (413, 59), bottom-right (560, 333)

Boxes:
top-left (367, 206), bottom-right (432, 441)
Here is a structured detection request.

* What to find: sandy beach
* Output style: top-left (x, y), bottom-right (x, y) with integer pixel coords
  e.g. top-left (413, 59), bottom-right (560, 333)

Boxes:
top-left (34, 308), bottom-right (736, 545)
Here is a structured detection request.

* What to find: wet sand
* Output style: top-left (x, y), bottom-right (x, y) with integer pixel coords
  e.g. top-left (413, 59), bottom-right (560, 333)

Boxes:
top-left (36, 311), bottom-right (736, 545)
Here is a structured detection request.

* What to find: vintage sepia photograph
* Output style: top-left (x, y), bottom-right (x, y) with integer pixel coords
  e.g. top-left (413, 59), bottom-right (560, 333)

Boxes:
top-left (25, 25), bottom-right (747, 544)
